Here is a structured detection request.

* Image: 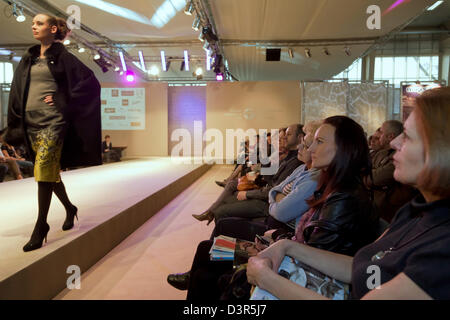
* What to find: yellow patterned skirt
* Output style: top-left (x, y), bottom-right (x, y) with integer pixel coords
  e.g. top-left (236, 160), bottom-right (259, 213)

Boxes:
top-left (25, 107), bottom-right (66, 182)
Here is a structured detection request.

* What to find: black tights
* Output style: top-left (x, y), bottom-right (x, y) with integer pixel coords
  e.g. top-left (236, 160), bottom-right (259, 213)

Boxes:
top-left (36, 180), bottom-right (74, 225)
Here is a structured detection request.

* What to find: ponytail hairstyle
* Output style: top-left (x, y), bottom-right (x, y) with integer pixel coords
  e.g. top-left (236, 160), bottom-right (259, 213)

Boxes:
top-left (40, 14), bottom-right (71, 41)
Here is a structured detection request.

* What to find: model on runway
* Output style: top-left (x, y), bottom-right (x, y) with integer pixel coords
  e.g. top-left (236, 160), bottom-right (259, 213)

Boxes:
top-left (2, 13), bottom-right (102, 252)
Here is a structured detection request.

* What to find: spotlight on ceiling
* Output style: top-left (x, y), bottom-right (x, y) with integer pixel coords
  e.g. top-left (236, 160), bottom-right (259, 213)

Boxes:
top-left (93, 56), bottom-right (111, 73)
top-left (201, 26), bottom-right (218, 44)
top-left (93, 53), bottom-right (101, 60)
top-left (138, 50), bottom-right (146, 71)
top-left (114, 66), bottom-right (120, 72)
top-left (160, 50), bottom-right (167, 71)
top-left (124, 70), bottom-right (135, 83)
top-left (323, 48), bottom-right (330, 56)
top-left (344, 47), bottom-right (351, 56)
top-left (288, 48), bottom-right (294, 59)
top-left (216, 73), bottom-right (224, 81)
top-left (193, 67), bottom-right (203, 80)
top-left (184, 0), bottom-right (194, 15)
top-left (63, 39), bottom-right (71, 46)
top-left (192, 15), bottom-right (201, 31)
top-left (428, 0), bottom-right (443, 11)
top-left (184, 50), bottom-right (190, 71)
top-left (13, 4), bottom-right (26, 22)
top-left (304, 48), bottom-right (311, 58)
top-left (149, 65), bottom-right (159, 76)
top-left (78, 47), bottom-right (85, 53)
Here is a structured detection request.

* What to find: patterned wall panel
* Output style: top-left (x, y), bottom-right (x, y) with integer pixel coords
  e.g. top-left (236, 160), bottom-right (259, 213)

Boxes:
top-left (303, 82), bottom-right (347, 125)
top-left (302, 82), bottom-right (388, 136)
top-left (349, 83), bottom-right (387, 135)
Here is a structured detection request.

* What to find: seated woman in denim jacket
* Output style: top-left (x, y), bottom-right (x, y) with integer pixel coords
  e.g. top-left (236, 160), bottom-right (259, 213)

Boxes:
top-left (247, 87), bottom-right (450, 300)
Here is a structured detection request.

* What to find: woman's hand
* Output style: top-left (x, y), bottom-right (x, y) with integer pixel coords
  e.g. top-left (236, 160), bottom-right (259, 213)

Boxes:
top-left (256, 239), bottom-right (290, 273)
top-left (43, 95), bottom-right (55, 106)
top-left (247, 256), bottom-right (273, 288)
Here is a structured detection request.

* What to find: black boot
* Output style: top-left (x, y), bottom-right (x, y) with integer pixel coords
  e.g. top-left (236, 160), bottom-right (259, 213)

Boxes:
top-left (167, 271), bottom-right (190, 290)
top-left (62, 205), bottom-right (78, 231)
top-left (23, 221), bottom-right (50, 252)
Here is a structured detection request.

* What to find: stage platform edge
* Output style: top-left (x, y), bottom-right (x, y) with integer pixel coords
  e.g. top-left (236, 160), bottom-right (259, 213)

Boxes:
top-left (0, 163), bottom-right (211, 300)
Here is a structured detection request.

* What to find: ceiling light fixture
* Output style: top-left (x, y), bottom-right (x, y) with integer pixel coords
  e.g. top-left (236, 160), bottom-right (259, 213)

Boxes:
top-left (138, 50), bottom-right (146, 71)
top-left (160, 50), bottom-right (167, 71)
top-left (78, 47), bottom-right (85, 53)
top-left (184, 50), bottom-right (190, 71)
top-left (305, 48), bottom-right (311, 58)
top-left (13, 4), bottom-right (26, 22)
top-left (63, 39), bottom-right (71, 46)
top-left (149, 65), bottom-right (159, 76)
top-left (427, 0), bottom-right (443, 11)
top-left (184, 0), bottom-right (194, 15)
top-left (288, 48), bottom-right (294, 59)
top-left (192, 15), bottom-right (201, 31)
top-left (119, 51), bottom-right (127, 71)
top-left (344, 47), bottom-right (351, 56)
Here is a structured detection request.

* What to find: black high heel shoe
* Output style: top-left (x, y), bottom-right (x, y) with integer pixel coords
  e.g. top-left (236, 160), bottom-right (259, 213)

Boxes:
top-left (23, 222), bottom-right (50, 252)
top-left (62, 206), bottom-right (78, 231)
top-left (192, 211), bottom-right (214, 226)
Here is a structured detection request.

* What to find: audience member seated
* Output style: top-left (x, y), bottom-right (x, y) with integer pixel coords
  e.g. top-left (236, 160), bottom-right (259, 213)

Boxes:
top-left (0, 150), bottom-right (23, 181)
top-left (247, 87), bottom-right (450, 300)
top-left (0, 135), bottom-right (33, 177)
top-left (192, 124), bottom-right (304, 225)
top-left (168, 116), bottom-right (379, 299)
top-left (366, 120), bottom-right (418, 222)
top-left (368, 127), bottom-right (381, 155)
top-left (102, 135), bottom-right (120, 163)
top-left (210, 120), bottom-right (324, 243)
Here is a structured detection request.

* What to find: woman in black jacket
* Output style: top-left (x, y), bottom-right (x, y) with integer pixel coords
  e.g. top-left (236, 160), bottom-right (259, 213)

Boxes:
top-left (3, 13), bottom-right (102, 252)
top-left (168, 116), bottom-right (378, 300)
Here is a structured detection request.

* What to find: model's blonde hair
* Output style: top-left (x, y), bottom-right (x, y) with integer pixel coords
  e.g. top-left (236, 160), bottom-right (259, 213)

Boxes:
top-left (415, 87), bottom-right (450, 197)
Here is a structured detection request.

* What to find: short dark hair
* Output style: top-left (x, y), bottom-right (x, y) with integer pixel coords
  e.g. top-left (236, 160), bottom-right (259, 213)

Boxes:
top-left (384, 120), bottom-right (403, 138)
top-left (105, 135), bottom-right (110, 139)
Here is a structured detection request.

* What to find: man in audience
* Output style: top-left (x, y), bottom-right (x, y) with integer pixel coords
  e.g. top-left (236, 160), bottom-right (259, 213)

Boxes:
top-left (102, 135), bottom-right (120, 163)
top-left (367, 120), bottom-right (417, 222)
top-left (368, 127), bottom-right (381, 155)
top-left (193, 124), bottom-right (304, 224)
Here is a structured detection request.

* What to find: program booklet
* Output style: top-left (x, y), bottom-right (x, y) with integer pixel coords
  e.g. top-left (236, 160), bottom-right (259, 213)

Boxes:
top-left (250, 256), bottom-right (350, 300)
top-left (210, 235), bottom-right (260, 265)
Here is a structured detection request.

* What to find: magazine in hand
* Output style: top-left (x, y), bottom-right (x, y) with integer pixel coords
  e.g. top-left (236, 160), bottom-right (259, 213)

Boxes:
top-left (210, 235), bottom-right (260, 265)
top-left (250, 256), bottom-right (350, 300)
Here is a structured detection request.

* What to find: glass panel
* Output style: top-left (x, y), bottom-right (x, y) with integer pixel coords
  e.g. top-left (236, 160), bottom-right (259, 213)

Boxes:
top-left (406, 57), bottom-right (418, 80)
top-left (382, 57), bottom-right (394, 79)
top-left (419, 56), bottom-right (430, 79)
top-left (394, 57), bottom-right (406, 82)
top-left (374, 57), bottom-right (382, 79)
top-left (0, 63), bottom-right (4, 83)
top-left (4, 63), bottom-right (13, 83)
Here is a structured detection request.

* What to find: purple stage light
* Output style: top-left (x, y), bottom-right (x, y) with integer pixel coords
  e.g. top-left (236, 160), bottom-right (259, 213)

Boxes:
top-left (125, 70), bottom-right (136, 83)
top-left (383, 0), bottom-right (409, 15)
top-left (216, 73), bottom-right (224, 81)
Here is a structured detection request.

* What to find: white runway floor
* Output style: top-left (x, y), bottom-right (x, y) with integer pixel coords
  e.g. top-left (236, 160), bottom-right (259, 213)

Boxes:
top-left (0, 157), bottom-right (211, 287)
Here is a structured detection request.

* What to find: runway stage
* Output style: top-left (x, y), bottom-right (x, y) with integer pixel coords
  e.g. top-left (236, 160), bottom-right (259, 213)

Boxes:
top-left (0, 157), bottom-right (211, 299)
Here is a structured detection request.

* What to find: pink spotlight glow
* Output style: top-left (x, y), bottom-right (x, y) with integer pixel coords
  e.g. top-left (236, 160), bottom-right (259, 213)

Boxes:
top-left (125, 71), bottom-right (135, 83)
top-left (383, 0), bottom-right (410, 15)
top-left (216, 73), bottom-right (224, 81)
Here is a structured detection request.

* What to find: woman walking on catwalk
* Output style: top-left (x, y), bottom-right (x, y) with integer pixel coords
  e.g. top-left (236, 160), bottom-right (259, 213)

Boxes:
top-left (2, 13), bottom-right (102, 252)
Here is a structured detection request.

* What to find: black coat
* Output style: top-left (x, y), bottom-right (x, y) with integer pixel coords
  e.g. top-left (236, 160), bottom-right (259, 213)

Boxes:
top-left (3, 42), bottom-right (102, 169)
